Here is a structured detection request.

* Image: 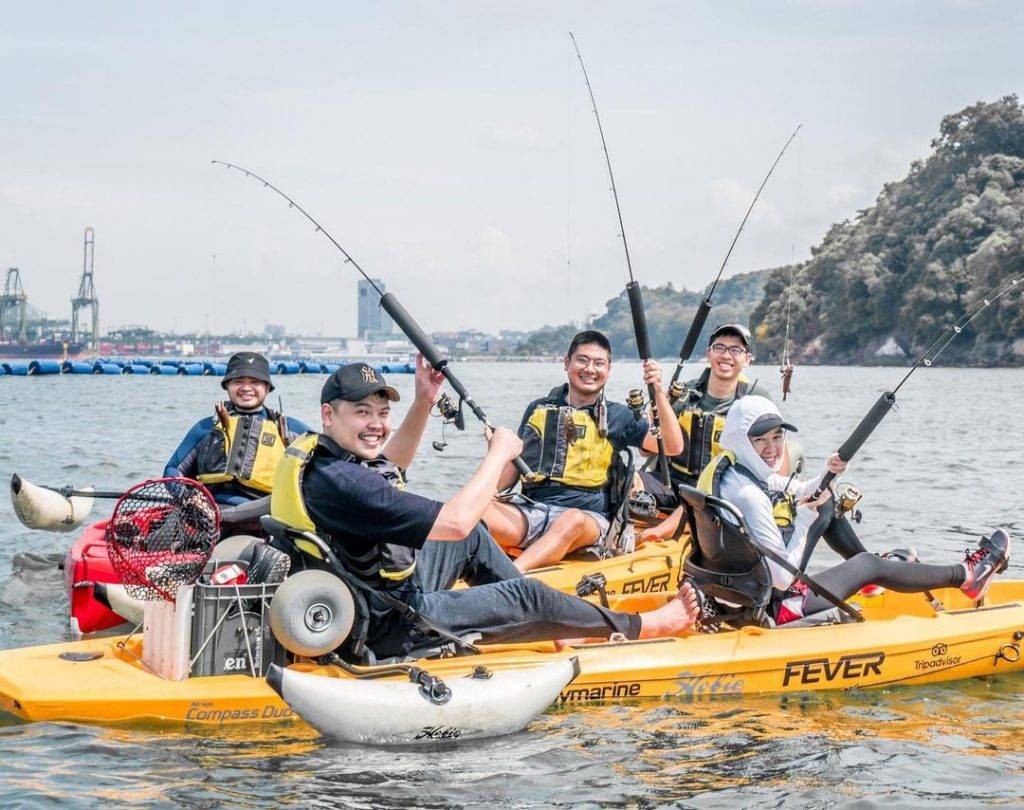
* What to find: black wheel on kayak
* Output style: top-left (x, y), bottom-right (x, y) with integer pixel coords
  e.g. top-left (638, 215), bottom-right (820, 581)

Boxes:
top-left (210, 535), bottom-right (261, 564)
top-left (269, 570), bottom-right (355, 657)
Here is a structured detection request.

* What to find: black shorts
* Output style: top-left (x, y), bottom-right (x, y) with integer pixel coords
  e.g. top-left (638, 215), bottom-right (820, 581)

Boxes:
top-left (637, 469), bottom-right (684, 511)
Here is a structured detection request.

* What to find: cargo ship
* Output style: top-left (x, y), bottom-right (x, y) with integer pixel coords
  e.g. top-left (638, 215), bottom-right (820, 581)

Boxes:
top-left (0, 340), bottom-right (84, 360)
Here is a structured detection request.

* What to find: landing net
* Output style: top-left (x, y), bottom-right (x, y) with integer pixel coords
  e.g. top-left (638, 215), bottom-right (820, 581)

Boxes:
top-left (105, 478), bottom-right (219, 601)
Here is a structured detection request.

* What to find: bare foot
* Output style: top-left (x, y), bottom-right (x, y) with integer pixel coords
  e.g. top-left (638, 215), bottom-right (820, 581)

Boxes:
top-left (638, 582), bottom-right (700, 639)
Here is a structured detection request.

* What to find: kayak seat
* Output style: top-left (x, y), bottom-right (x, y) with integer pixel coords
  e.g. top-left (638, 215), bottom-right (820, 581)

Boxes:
top-left (258, 515), bottom-right (481, 664)
top-left (675, 485), bottom-right (855, 630)
top-left (219, 495), bottom-right (272, 537)
top-left (675, 483), bottom-right (776, 629)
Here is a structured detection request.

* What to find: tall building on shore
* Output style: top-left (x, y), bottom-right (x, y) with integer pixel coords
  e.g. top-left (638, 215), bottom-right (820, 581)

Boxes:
top-left (357, 278), bottom-right (395, 338)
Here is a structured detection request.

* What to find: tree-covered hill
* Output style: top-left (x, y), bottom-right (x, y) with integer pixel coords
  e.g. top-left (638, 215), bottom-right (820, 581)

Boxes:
top-left (514, 269), bottom-right (770, 358)
top-left (751, 95), bottom-right (1024, 366)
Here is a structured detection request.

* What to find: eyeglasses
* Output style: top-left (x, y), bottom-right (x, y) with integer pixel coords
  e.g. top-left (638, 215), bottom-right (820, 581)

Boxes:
top-left (571, 354), bottom-right (609, 371)
top-left (709, 343), bottom-right (749, 357)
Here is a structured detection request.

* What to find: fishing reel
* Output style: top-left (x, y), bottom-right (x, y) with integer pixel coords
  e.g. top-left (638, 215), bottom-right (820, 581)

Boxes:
top-left (626, 388), bottom-right (646, 421)
top-left (431, 393), bottom-right (465, 453)
top-left (667, 380), bottom-right (686, 404)
top-left (834, 482), bottom-right (863, 523)
top-left (628, 490), bottom-right (659, 522)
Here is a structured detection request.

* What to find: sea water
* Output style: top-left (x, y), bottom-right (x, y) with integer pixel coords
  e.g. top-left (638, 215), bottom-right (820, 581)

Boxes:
top-left (1, 363), bottom-right (1022, 806)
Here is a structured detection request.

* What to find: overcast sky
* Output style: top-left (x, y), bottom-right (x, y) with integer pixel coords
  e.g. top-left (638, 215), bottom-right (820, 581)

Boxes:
top-left (2, 1), bottom-right (1021, 337)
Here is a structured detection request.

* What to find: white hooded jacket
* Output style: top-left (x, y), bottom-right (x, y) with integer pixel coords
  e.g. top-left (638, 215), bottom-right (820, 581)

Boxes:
top-left (716, 395), bottom-right (830, 590)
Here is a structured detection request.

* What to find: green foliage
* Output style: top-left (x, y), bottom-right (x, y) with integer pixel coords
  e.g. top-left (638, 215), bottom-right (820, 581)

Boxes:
top-left (514, 271), bottom-right (769, 358)
top-left (751, 95), bottom-right (1024, 365)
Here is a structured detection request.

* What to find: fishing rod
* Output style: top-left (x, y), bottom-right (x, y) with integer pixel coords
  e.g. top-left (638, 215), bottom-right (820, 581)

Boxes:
top-left (569, 33), bottom-right (671, 486)
top-left (667, 125), bottom-right (803, 394)
top-left (211, 160), bottom-right (531, 478)
top-left (809, 271), bottom-right (1023, 500)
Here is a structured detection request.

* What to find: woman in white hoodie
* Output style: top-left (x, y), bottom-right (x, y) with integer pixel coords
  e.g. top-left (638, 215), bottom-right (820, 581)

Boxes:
top-left (702, 395), bottom-right (1010, 625)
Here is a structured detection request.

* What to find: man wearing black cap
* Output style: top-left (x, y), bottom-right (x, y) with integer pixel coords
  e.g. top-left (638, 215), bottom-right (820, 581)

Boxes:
top-left (164, 352), bottom-right (311, 505)
top-left (269, 357), bottom-right (701, 661)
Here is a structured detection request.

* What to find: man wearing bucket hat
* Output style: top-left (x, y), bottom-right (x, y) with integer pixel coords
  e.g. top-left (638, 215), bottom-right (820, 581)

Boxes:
top-left (269, 357), bottom-right (701, 660)
top-left (164, 352), bottom-right (311, 505)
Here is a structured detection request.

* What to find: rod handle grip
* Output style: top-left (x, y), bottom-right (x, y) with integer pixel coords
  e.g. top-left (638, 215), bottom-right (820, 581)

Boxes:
top-left (679, 297), bottom-right (712, 362)
top-left (626, 282), bottom-right (652, 360)
top-left (811, 391), bottom-right (895, 499)
top-left (380, 293), bottom-right (446, 370)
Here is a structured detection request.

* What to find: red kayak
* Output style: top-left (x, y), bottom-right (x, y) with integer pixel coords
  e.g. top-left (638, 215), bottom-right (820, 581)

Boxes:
top-left (63, 521), bottom-right (123, 634)
top-left (63, 498), bottom-right (269, 634)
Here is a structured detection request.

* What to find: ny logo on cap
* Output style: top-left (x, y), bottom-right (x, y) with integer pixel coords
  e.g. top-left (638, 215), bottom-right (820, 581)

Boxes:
top-left (360, 366), bottom-right (378, 383)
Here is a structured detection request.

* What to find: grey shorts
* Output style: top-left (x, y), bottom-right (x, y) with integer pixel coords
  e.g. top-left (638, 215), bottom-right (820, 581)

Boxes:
top-left (505, 495), bottom-right (610, 550)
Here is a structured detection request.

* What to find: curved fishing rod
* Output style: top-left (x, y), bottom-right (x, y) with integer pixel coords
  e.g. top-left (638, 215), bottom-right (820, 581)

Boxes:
top-left (810, 271), bottom-right (1023, 500)
top-left (667, 125), bottom-right (803, 391)
top-left (211, 160), bottom-right (531, 477)
top-left (569, 33), bottom-right (671, 486)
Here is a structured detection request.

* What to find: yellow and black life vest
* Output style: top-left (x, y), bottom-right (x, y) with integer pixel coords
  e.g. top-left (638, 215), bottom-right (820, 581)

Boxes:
top-left (195, 404), bottom-right (287, 494)
top-left (270, 432), bottom-right (416, 584)
top-left (670, 370), bottom-right (752, 481)
top-left (521, 385), bottom-right (615, 492)
top-left (697, 450), bottom-right (797, 537)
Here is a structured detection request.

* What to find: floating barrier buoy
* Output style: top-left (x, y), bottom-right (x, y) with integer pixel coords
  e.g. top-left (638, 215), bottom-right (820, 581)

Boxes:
top-left (176, 363), bottom-right (204, 376)
top-left (28, 360), bottom-right (61, 375)
top-left (2, 361), bottom-right (30, 376)
top-left (92, 362), bottom-right (121, 375)
top-left (121, 364), bottom-right (150, 375)
top-left (148, 364), bottom-right (176, 375)
top-left (275, 362), bottom-right (300, 375)
top-left (62, 361), bottom-right (93, 374)
top-left (203, 362), bottom-right (228, 376)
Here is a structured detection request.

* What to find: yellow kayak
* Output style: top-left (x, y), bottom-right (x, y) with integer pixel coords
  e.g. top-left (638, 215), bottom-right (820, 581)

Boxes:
top-left (522, 538), bottom-right (686, 597)
top-left (2, 580), bottom-right (1022, 727)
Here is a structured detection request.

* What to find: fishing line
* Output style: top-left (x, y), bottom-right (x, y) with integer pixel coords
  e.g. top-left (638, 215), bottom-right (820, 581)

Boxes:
top-left (667, 125), bottom-right (803, 390)
top-left (569, 32), bottom-right (671, 485)
top-left (780, 128), bottom-right (804, 399)
top-left (212, 160), bottom-right (533, 476)
top-left (810, 270), bottom-right (1023, 500)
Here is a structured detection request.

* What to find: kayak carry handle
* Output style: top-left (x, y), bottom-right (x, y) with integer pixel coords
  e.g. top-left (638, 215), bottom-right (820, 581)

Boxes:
top-left (812, 391), bottom-right (896, 500)
top-left (379, 292), bottom-right (532, 480)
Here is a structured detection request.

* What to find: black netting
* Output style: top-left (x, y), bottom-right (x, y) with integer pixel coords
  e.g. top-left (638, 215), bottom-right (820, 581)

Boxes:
top-left (105, 478), bottom-right (219, 601)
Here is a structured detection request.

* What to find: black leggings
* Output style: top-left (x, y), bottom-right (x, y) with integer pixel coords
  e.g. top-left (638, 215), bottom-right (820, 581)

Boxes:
top-left (802, 552), bottom-right (965, 615)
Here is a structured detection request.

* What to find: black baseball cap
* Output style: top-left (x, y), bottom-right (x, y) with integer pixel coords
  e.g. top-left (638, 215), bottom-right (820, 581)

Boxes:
top-left (747, 413), bottom-right (798, 437)
top-left (222, 352), bottom-right (274, 391)
top-left (320, 362), bottom-right (400, 404)
top-left (709, 323), bottom-right (751, 349)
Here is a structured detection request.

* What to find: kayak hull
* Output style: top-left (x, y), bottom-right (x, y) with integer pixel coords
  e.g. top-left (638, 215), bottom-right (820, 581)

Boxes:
top-left (2, 582), bottom-right (1023, 727)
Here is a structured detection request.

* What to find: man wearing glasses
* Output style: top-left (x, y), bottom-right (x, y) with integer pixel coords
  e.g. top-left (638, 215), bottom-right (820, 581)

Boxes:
top-left (483, 330), bottom-right (683, 570)
top-left (637, 323), bottom-right (788, 542)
